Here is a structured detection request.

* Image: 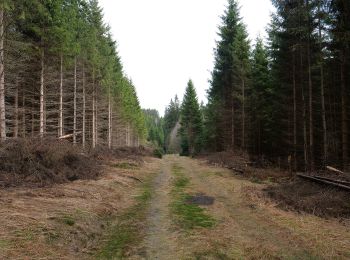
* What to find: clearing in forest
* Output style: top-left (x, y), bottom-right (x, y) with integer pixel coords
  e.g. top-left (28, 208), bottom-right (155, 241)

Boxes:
top-left (1, 154), bottom-right (350, 259)
top-left (101, 155), bottom-right (350, 259)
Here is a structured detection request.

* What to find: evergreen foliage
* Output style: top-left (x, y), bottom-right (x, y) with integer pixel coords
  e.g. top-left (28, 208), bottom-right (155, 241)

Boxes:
top-left (143, 109), bottom-right (164, 149)
top-left (163, 95), bottom-right (180, 152)
top-left (205, 0), bottom-right (350, 170)
top-left (179, 80), bottom-right (203, 156)
top-left (206, 0), bottom-right (251, 152)
top-left (0, 0), bottom-right (145, 147)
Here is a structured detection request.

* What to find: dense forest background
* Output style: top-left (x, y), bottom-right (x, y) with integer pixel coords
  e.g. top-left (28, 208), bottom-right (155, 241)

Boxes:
top-left (152, 0), bottom-right (350, 172)
top-left (0, 0), bottom-right (349, 173)
top-left (204, 0), bottom-right (350, 171)
top-left (0, 0), bottom-right (145, 149)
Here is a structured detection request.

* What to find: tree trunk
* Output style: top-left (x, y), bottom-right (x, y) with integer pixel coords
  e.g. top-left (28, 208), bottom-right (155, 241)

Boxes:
top-left (95, 90), bottom-right (98, 146)
top-left (92, 69), bottom-right (96, 148)
top-left (59, 53), bottom-right (63, 137)
top-left (22, 89), bottom-right (25, 137)
top-left (293, 49), bottom-right (297, 171)
top-left (0, 8), bottom-right (5, 141)
top-left (231, 101), bottom-right (234, 150)
top-left (14, 78), bottom-right (18, 138)
top-left (307, 0), bottom-right (314, 171)
top-left (40, 49), bottom-right (45, 138)
top-left (73, 56), bottom-right (77, 145)
top-left (301, 47), bottom-right (308, 171)
top-left (242, 77), bottom-right (245, 150)
top-left (125, 126), bottom-right (129, 146)
top-left (341, 52), bottom-right (348, 170)
top-left (31, 95), bottom-right (34, 137)
top-left (108, 84), bottom-right (112, 149)
top-left (82, 63), bottom-right (86, 149)
top-left (318, 1), bottom-right (327, 165)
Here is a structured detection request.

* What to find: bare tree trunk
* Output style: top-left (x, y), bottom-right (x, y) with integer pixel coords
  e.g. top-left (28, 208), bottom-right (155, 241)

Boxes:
top-left (307, 0), bottom-right (314, 171)
top-left (31, 95), bottom-right (34, 137)
top-left (293, 49), bottom-right (297, 171)
top-left (0, 8), bottom-right (5, 141)
top-left (59, 54), bottom-right (63, 137)
top-left (231, 101), bottom-right (234, 150)
top-left (318, 1), bottom-right (327, 165)
top-left (14, 78), bottom-right (19, 138)
top-left (341, 52), bottom-right (348, 170)
top-left (73, 56), bottom-right (77, 145)
top-left (92, 69), bottom-right (96, 148)
top-left (242, 78), bottom-right (245, 150)
top-left (301, 48), bottom-right (308, 171)
top-left (82, 63), bottom-right (86, 149)
top-left (108, 84), bottom-right (112, 149)
top-left (125, 125), bottom-right (128, 146)
top-left (95, 91), bottom-right (98, 146)
top-left (40, 49), bottom-right (45, 138)
top-left (22, 89), bottom-right (25, 137)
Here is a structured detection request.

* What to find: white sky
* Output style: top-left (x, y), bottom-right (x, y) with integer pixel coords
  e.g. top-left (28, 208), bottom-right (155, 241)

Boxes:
top-left (99, 0), bottom-right (275, 115)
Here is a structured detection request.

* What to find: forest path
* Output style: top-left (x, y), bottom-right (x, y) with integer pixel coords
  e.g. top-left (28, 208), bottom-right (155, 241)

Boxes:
top-left (143, 157), bottom-right (179, 259)
top-left (137, 155), bottom-right (350, 259)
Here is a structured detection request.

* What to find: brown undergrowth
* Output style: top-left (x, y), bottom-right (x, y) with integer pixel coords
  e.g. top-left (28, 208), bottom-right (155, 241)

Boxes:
top-left (264, 181), bottom-right (350, 219)
top-left (0, 138), bottom-right (100, 188)
top-left (202, 151), bottom-right (290, 183)
top-left (0, 151), bottom-right (160, 259)
top-left (203, 152), bottom-right (350, 220)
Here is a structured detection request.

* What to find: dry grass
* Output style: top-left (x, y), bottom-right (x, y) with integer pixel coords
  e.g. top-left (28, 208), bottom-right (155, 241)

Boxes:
top-left (0, 156), bottom-right (160, 260)
top-left (203, 152), bottom-right (350, 222)
top-left (203, 151), bottom-right (291, 183)
top-left (264, 180), bottom-right (350, 219)
top-left (169, 156), bottom-right (350, 259)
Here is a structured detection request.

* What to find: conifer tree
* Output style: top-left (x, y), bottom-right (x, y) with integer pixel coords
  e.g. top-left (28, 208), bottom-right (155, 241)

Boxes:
top-left (0, 0), bottom-right (146, 149)
top-left (179, 80), bottom-right (203, 155)
top-left (206, 0), bottom-right (250, 152)
top-left (249, 37), bottom-right (273, 157)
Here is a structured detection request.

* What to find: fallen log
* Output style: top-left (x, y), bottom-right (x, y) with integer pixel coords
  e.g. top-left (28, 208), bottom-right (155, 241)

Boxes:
top-left (314, 176), bottom-right (350, 186)
top-left (297, 174), bottom-right (350, 191)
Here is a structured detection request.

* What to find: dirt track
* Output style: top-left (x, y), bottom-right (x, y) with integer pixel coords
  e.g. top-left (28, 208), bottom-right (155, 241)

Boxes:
top-left (143, 159), bottom-right (178, 259)
top-left (1, 155), bottom-right (350, 259)
top-left (139, 155), bottom-right (350, 259)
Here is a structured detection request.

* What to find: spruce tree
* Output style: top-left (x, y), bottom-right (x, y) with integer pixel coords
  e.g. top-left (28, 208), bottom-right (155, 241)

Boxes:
top-left (206, 0), bottom-right (250, 152)
top-left (180, 80), bottom-right (203, 155)
top-left (250, 37), bottom-right (273, 157)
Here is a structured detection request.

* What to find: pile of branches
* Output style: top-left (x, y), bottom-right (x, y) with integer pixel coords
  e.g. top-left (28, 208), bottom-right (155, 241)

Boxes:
top-left (265, 180), bottom-right (350, 219)
top-left (0, 138), bottom-right (100, 188)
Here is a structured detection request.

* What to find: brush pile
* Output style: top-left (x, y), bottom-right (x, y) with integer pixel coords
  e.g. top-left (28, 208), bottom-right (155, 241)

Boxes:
top-left (0, 138), bottom-right (100, 188)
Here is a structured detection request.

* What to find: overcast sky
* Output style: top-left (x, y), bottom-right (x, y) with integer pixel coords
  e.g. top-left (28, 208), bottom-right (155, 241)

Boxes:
top-left (99, 0), bottom-right (275, 115)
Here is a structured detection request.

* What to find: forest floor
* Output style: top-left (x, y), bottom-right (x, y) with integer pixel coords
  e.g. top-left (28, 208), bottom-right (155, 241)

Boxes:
top-left (1, 155), bottom-right (350, 259)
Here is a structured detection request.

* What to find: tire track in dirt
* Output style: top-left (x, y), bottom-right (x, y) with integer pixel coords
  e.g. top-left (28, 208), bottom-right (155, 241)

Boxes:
top-left (144, 157), bottom-right (179, 260)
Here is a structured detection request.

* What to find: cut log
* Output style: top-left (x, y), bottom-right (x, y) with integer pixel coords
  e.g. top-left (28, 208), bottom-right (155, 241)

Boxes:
top-left (326, 166), bottom-right (344, 174)
top-left (297, 174), bottom-right (350, 191)
top-left (59, 132), bottom-right (82, 140)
